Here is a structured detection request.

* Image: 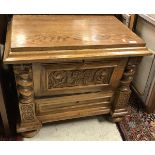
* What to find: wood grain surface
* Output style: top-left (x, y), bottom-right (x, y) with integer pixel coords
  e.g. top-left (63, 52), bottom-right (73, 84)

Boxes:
top-left (4, 15), bottom-right (151, 64)
top-left (11, 15), bottom-right (145, 51)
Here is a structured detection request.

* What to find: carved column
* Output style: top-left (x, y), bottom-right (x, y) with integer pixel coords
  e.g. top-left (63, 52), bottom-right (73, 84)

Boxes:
top-left (13, 64), bottom-right (42, 137)
top-left (111, 57), bottom-right (141, 122)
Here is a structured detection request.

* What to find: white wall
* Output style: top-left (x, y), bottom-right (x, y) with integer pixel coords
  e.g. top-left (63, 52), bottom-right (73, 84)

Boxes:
top-left (133, 15), bottom-right (155, 104)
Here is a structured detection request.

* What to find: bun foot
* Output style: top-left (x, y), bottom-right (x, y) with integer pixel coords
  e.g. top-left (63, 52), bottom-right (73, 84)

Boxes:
top-left (110, 109), bottom-right (128, 123)
top-left (21, 129), bottom-right (40, 138)
top-left (111, 117), bottom-right (123, 123)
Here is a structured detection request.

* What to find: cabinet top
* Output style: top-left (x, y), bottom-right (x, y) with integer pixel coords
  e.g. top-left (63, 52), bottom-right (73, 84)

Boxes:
top-left (11, 15), bottom-right (145, 50)
top-left (4, 15), bottom-right (151, 64)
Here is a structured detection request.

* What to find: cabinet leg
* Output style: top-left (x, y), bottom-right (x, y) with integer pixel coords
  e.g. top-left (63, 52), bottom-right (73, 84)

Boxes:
top-left (14, 64), bottom-right (42, 135)
top-left (110, 57), bottom-right (141, 122)
top-left (110, 90), bottom-right (130, 122)
top-left (21, 129), bottom-right (40, 138)
top-left (111, 117), bottom-right (123, 123)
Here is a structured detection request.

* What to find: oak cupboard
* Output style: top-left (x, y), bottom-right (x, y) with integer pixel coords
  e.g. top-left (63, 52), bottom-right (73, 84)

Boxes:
top-left (3, 15), bottom-right (151, 137)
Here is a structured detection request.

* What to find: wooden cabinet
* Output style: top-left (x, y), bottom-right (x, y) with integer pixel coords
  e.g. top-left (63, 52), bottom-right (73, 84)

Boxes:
top-left (3, 15), bottom-right (151, 137)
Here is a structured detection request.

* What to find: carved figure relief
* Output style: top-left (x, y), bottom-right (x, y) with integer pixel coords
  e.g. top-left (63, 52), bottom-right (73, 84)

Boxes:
top-left (48, 68), bottom-right (113, 89)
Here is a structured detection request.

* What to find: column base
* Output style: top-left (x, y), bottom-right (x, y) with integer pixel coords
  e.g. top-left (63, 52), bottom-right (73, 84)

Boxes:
top-left (17, 119), bottom-right (42, 138)
top-left (21, 129), bottom-right (40, 138)
top-left (110, 108), bottom-right (128, 122)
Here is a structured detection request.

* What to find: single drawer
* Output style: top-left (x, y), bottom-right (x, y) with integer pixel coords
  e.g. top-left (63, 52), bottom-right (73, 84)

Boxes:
top-left (36, 91), bottom-right (113, 123)
top-left (33, 58), bottom-right (127, 97)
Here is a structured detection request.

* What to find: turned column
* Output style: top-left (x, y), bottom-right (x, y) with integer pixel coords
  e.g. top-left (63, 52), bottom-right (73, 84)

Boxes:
top-left (13, 64), bottom-right (42, 137)
top-left (111, 57), bottom-right (141, 122)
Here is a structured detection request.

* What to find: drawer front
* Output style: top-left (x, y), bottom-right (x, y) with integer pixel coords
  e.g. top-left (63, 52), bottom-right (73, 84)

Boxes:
top-left (36, 91), bottom-right (113, 123)
top-left (33, 58), bottom-right (127, 97)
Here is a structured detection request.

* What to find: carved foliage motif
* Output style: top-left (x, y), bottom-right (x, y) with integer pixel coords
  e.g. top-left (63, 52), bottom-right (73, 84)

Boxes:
top-left (19, 104), bottom-right (35, 122)
top-left (14, 64), bottom-right (36, 123)
top-left (48, 68), bottom-right (113, 89)
top-left (116, 91), bottom-right (130, 108)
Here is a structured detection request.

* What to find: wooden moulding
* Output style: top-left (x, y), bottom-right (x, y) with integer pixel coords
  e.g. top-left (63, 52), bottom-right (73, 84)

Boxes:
top-left (38, 107), bottom-right (110, 124)
top-left (3, 22), bottom-right (152, 64)
top-left (4, 47), bottom-right (151, 64)
top-left (36, 91), bottom-right (113, 113)
top-left (36, 91), bottom-right (113, 123)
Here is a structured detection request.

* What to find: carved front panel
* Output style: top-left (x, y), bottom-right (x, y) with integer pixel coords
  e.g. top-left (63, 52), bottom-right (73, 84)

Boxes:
top-left (47, 68), bottom-right (113, 89)
top-left (33, 59), bottom-right (127, 97)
